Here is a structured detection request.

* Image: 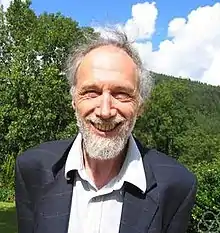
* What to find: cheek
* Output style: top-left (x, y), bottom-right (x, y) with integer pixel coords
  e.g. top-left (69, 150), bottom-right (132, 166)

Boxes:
top-left (117, 102), bottom-right (139, 119)
top-left (75, 99), bottom-right (97, 117)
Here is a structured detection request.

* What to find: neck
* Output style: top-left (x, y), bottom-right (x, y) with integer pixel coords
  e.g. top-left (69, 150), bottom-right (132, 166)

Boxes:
top-left (83, 147), bottom-right (127, 189)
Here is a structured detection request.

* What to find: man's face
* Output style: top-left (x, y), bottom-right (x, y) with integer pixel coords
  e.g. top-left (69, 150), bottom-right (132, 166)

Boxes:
top-left (73, 45), bottom-right (141, 160)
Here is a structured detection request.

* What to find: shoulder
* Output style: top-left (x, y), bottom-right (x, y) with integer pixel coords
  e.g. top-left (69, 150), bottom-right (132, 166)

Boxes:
top-left (143, 149), bottom-right (197, 195)
top-left (16, 138), bottom-right (74, 171)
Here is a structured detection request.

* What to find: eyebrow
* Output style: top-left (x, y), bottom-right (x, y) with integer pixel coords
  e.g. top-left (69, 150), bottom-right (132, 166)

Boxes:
top-left (112, 86), bottom-right (135, 94)
top-left (79, 83), bottom-right (135, 94)
top-left (79, 84), bottom-right (101, 92)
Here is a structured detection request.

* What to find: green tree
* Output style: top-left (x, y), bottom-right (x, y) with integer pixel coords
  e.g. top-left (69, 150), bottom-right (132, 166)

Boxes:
top-left (0, 0), bottom-right (97, 194)
top-left (135, 78), bottom-right (194, 158)
top-left (187, 158), bottom-right (220, 233)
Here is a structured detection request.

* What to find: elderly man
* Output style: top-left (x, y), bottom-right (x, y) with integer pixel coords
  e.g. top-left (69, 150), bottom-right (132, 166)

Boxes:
top-left (15, 30), bottom-right (197, 233)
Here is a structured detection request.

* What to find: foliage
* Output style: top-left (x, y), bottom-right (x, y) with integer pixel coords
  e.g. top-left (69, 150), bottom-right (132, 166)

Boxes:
top-left (0, 0), bottom-right (97, 190)
top-left (135, 78), bottom-right (194, 158)
top-left (188, 159), bottom-right (220, 233)
top-left (0, 1), bottom-right (220, 233)
top-left (134, 75), bottom-right (220, 232)
top-left (0, 187), bottom-right (14, 203)
top-left (134, 76), bottom-right (220, 165)
top-left (0, 154), bottom-right (15, 189)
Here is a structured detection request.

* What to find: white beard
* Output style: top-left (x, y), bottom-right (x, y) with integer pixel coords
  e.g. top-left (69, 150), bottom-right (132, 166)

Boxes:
top-left (75, 110), bottom-right (137, 160)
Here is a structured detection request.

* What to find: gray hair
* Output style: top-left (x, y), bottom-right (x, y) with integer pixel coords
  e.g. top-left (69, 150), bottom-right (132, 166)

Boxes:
top-left (65, 29), bottom-right (153, 104)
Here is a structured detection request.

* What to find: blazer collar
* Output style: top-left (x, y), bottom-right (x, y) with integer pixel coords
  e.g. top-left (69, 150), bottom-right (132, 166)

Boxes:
top-left (51, 136), bottom-right (76, 179)
top-left (48, 135), bottom-right (158, 233)
top-left (119, 138), bottom-right (159, 233)
top-left (51, 134), bottom-right (157, 187)
top-left (135, 137), bottom-right (157, 192)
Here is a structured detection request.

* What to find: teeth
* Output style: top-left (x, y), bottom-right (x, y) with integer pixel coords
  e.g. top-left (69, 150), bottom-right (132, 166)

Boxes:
top-left (94, 123), bottom-right (116, 131)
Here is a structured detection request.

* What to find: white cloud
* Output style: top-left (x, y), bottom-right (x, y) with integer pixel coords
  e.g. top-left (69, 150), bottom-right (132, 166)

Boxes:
top-left (0, 0), bottom-right (25, 10)
top-left (167, 18), bottom-right (186, 38)
top-left (201, 50), bottom-right (220, 86)
top-left (133, 41), bottom-right (153, 66)
top-left (0, 0), bottom-right (12, 10)
top-left (95, 2), bottom-right (220, 86)
top-left (122, 1), bottom-right (158, 41)
top-left (148, 2), bottom-right (220, 86)
top-left (94, 1), bottom-right (158, 42)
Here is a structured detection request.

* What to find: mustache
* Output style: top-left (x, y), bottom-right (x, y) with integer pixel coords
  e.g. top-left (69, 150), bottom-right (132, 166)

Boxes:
top-left (86, 115), bottom-right (126, 125)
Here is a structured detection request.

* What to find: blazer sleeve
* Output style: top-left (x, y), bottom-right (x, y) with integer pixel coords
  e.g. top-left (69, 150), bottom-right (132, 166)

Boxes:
top-left (165, 180), bottom-right (197, 233)
top-left (15, 157), bottom-right (34, 233)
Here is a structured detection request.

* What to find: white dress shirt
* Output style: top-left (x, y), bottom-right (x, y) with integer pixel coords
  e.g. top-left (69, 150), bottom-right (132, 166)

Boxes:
top-left (65, 133), bottom-right (147, 233)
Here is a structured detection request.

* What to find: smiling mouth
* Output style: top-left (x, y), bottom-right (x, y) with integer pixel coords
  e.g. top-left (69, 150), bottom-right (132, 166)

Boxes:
top-left (90, 122), bottom-right (121, 132)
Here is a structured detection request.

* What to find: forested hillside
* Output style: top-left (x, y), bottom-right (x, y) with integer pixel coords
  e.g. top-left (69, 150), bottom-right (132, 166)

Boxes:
top-left (0, 1), bottom-right (219, 232)
top-left (134, 74), bottom-right (220, 233)
top-left (135, 73), bottom-right (220, 165)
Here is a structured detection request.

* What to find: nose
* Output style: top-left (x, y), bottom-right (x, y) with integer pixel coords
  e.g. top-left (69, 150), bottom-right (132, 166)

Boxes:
top-left (95, 92), bottom-right (117, 119)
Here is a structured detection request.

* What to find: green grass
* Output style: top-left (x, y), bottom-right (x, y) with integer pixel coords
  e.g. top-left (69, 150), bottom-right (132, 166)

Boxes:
top-left (0, 202), bottom-right (17, 233)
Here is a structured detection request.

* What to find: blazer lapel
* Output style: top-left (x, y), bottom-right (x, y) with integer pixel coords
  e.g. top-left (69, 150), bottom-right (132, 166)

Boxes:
top-left (35, 139), bottom-right (75, 233)
top-left (119, 186), bottom-right (158, 233)
top-left (119, 140), bottom-right (159, 233)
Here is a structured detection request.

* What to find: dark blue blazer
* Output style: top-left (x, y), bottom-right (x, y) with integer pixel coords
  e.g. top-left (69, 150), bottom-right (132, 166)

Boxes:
top-left (15, 137), bottom-right (197, 233)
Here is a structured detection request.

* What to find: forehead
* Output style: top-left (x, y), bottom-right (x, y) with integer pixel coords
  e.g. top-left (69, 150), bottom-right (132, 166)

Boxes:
top-left (76, 45), bottom-right (138, 86)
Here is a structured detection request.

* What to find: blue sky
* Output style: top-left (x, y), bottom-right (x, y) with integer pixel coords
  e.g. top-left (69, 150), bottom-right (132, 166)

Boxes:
top-left (31, 0), bottom-right (217, 47)
top-left (31, 0), bottom-right (216, 25)
top-left (28, 0), bottom-right (220, 85)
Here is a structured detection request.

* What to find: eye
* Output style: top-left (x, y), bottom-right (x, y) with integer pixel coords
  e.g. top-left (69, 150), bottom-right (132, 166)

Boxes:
top-left (113, 92), bottom-right (130, 100)
top-left (84, 90), bottom-right (100, 98)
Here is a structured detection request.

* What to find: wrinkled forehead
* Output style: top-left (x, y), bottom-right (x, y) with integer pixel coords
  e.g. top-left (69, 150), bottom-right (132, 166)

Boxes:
top-left (76, 45), bottom-right (138, 80)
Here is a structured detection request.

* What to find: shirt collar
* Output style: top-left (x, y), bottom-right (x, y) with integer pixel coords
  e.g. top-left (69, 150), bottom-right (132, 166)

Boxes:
top-left (113, 135), bottom-right (147, 193)
top-left (65, 133), bottom-right (147, 193)
top-left (65, 133), bottom-right (83, 179)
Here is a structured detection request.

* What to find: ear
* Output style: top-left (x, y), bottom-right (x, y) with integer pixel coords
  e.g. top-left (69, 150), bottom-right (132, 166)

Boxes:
top-left (72, 99), bottom-right (75, 110)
